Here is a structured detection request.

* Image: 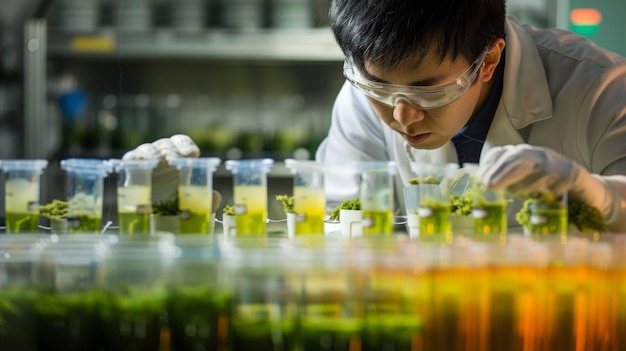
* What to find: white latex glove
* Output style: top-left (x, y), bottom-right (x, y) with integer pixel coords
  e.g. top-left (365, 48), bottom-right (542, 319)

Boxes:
top-left (122, 134), bottom-right (222, 212)
top-left (477, 144), bottom-right (619, 229)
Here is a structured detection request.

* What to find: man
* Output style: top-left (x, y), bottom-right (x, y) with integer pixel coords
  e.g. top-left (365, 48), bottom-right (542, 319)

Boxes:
top-left (315, 0), bottom-right (626, 232)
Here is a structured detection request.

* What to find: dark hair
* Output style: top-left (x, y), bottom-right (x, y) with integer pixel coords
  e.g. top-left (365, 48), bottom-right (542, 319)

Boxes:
top-left (330, 0), bottom-right (506, 70)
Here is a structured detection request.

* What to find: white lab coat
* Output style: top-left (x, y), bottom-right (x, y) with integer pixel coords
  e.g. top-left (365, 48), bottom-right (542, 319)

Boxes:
top-left (316, 16), bottom-right (626, 231)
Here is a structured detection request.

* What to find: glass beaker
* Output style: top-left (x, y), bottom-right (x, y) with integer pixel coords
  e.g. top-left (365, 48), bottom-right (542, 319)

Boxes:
top-left (526, 193), bottom-right (568, 236)
top-left (285, 159), bottom-right (326, 235)
top-left (110, 159), bottom-right (159, 235)
top-left (407, 162), bottom-right (459, 240)
top-left (169, 157), bottom-right (221, 234)
top-left (60, 158), bottom-right (112, 233)
top-left (463, 164), bottom-right (508, 240)
top-left (359, 161), bottom-right (397, 235)
top-left (225, 159), bottom-right (274, 236)
top-left (1, 160), bottom-right (48, 233)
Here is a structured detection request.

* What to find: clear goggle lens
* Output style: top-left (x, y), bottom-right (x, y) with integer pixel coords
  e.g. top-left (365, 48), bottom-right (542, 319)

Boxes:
top-left (343, 47), bottom-right (489, 110)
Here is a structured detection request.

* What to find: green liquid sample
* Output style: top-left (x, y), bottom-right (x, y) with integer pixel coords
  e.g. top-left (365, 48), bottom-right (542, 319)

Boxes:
top-left (236, 212), bottom-right (267, 235)
top-left (118, 211), bottom-right (150, 234)
top-left (0, 289), bottom-right (37, 351)
top-left (179, 211), bottom-right (212, 234)
top-left (362, 210), bottom-right (394, 235)
top-left (230, 305), bottom-right (296, 350)
top-left (5, 212), bottom-right (39, 233)
top-left (418, 203), bottom-right (451, 237)
top-left (301, 317), bottom-right (363, 351)
top-left (34, 292), bottom-right (103, 351)
top-left (99, 292), bottom-right (167, 351)
top-left (529, 208), bottom-right (567, 235)
top-left (362, 314), bottom-right (423, 351)
top-left (472, 203), bottom-right (507, 237)
top-left (168, 286), bottom-right (231, 351)
top-left (295, 214), bottom-right (325, 235)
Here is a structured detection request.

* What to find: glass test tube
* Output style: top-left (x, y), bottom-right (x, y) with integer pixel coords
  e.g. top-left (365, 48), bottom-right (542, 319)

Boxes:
top-left (0, 160), bottom-right (48, 233)
top-left (169, 157), bottom-right (221, 234)
top-left (111, 159), bottom-right (159, 235)
top-left (60, 158), bottom-right (112, 233)
top-left (359, 161), bottom-right (397, 235)
top-left (225, 159), bottom-right (274, 236)
top-left (285, 159), bottom-right (327, 235)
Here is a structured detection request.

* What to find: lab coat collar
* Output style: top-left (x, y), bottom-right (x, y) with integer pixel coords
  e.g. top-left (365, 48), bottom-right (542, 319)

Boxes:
top-left (501, 16), bottom-right (553, 130)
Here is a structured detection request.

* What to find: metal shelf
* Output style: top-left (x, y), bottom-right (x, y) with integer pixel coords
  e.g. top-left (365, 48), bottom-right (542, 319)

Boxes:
top-left (47, 28), bottom-right (344, 61)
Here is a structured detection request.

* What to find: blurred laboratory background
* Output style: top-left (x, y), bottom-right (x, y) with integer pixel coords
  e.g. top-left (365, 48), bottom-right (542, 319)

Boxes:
top-left (1, 0), bottom-right (625, 220)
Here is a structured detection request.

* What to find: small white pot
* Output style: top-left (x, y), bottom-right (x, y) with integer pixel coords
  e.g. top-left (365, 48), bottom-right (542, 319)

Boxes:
top-left (339, 209), bottom-right (363, 237)
top-left (406, 213), bottom-right (420, 238)
top-left (286, 212), bottom-right (296, 238)
top-left (222, 214), bottom-right (237, 237)
top-left (50, 218), bottom-right (68, 234)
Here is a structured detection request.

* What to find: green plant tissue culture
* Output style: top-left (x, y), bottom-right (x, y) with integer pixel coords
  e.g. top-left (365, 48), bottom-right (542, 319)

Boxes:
top-left (329, 198), bottom-right (361, 221)
top-left (39, 199), bottom-right (69, 220)
top-left (275, 194), bottom-right (295, 214)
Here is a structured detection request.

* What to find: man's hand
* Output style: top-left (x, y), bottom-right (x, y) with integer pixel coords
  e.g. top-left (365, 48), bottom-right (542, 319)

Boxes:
top-left (122, 134), bottom-right (221, 212)
top-left (122, 134), bottom-right (200, 165)
top-left (477, 144), bottom-right (618, 228)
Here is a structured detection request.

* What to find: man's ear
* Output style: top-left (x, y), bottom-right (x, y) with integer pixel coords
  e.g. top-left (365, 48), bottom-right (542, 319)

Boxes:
top-left (480, 38), bottom-right (506, 82)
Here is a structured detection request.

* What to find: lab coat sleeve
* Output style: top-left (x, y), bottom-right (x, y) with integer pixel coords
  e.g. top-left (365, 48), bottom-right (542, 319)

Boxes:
top-left (577, 60), bottom-right (626, 232)
top-left (315, 82), bottom-right (389, 208)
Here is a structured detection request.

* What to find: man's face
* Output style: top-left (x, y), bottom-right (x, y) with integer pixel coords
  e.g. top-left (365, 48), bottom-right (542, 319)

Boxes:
top-left (362, 48), bottom-right (493, 150)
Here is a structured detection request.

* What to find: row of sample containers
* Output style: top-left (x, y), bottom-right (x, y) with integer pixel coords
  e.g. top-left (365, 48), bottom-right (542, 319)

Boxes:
top-left (2, 157), bottom-right (570, 238)
top-left (50, 0), bottom-right (329, 32)
top-left (0, 233), bottom-right (625, 351)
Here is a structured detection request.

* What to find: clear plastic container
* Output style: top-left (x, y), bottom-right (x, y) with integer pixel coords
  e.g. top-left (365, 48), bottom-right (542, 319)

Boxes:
top-left (32, 241), bottom-right (108, 350)
top-left (110, 159), bottom-right (159, 234)
top-left (0, 235), bottom-right (50, 350)
top-left (359, 161), bottom-right (397, 235)
top-left (1, 160), bottom-right (48, 233)
top-left (168, 235), bottom-right (228, 350)
top-left (225, 158), bottom-right (274, 235)
top-left (221, 236), bottom-right (297, 350)
top-left (60, 158), bottom-right (112, 233)
top-left (169, 157), bottom-right (221, 234)
top-left (285, 159), bottom-right (327, 236)
top-left (100, 235), bottom-right (177, 350)
top-left (405, 162), bottom-right (459, 240)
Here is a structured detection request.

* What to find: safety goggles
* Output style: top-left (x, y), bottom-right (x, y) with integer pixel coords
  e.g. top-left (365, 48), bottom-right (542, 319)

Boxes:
top-left (343, 47), bottom-right (490, 110)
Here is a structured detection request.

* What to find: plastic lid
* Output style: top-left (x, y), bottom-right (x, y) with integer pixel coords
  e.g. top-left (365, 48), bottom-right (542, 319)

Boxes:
top-left (284, 158), bottom-right (327, 173)
top-left (109, 158), bottom-right (159, 172)
top-left (0, 159), bottom-right (48, 173)
top-left (169, 157), bottom-right (221, 170)
top-left (357, 160), bottom-right (397, 174)
top-left (225, 158), bottom-right (274, 173)
top-left (60, 158), bottom-right (112, 176)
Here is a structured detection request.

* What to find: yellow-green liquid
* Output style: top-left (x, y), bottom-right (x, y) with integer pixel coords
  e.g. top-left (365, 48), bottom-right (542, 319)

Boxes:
top-left (236, 213), bottom-right (267, 235)
top-left (67, 215), bottom-right (102, 233)
top-left (362, 210), bottom-right (394, 235)
top-left (117, 211), bottom-right (150, 234)
top-left (233, 185), bottom-right (267, 235)
top-left (179, 211), bottom-right (212, 234)
top-left (419, 203), bottom-right (451, 237)
top-left (295, 215), bottom-right (325, 235)
top-left (293, 186), bottom-right (325, 235)
top-left (5, 212), bottom-right (39, 233)
top-left (473, 203), bottom-right (507, 237)
top-left (529, 208), bottom-right (567, 235)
